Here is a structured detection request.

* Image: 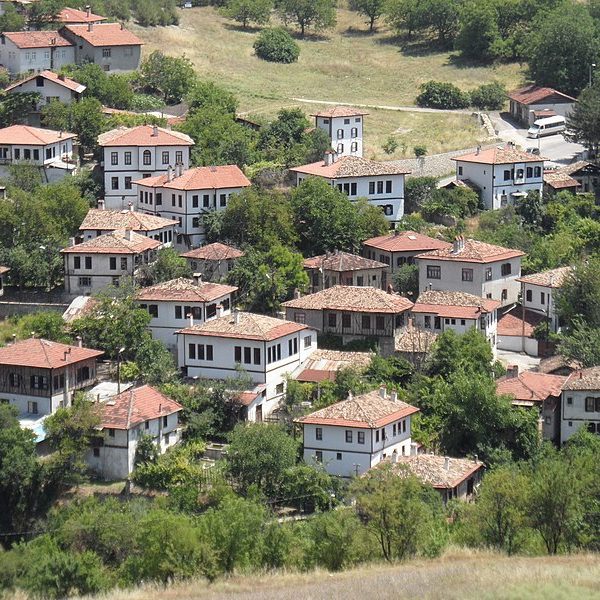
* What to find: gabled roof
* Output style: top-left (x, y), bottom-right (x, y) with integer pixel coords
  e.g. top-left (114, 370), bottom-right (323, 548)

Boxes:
top-left (100, 385), bottom-right (182, 430)
top-left (58, 7), bottom-right (106, 24)
top-left (563, 367), bottom-right (600, 391)
top-left (311, 106), bottom-right (369, 118)
top-left (289, 155), bottom-right (410, 178)
top-left (62, 23), bottom-right (143, 47)
top-left (557, 160), bottom-right (600, 176)
top-left (497, 306), bottom-right (545, 337)
top-left (61, 230), bottom-right (161, 255)
top-left (395, 327), bottom-right (438, 353)
top-left (303, 251), bottom-right (386, 272)
top-left (134, 165), bottom-right (250, 191)
top-left (543, 170), bottom-right (580, 190)
top-left (363, 230), bottom-right (451, 253)
top-left (0, 125), bottom-right (76, 146)
top-left (412, 290), bottom-right (500, 319)
top-left (79, 208), bottom-right (176, 232)
top-left (415, 238), bottom-right (524, 264)
top-left (296, 388), bottom-right (419, 429)
top-left (2, 30), bottom-right (72, 49)
top-left (496, 371), bottom-right (567, 403)
top-left (180, 242), bottom-right (245, 262)
top-left (5, 70), bottom-right (85, 94)
top-left (516, 266), bottom-right (572, 288)
top-left (136, 278), bottom-right (237, 303)
top-left (453, 146), bottom-right (546, 165)
top-left (178, 311), bottom-right (310, 342)
top-left (0, 266), bottom-right (10, 275)
top-left (294, 349), bottom-right (373, 383)
top-left (508, 84), bottom-right (576, 105)
top-left (537, 355), bottom-right (581, 375)
top-left (0, 338), bottom-right (103, 369)
top-left (98, 125), bottom-right (193, 147)
top-left (282, 286), bottom-right (413, 314)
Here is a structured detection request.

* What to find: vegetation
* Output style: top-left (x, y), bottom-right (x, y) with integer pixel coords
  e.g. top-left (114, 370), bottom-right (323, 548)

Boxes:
top-left (254, 27), bottom-right (300, 63)
top-left (222, 0), bottom-right (273, 29)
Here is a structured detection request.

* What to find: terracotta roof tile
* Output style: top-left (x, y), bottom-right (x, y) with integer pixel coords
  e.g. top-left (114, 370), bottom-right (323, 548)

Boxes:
top-left (98, 125), bottom-right (193, 147)
top-left (496, 371), bottom-right (567, 403)
top-left (5, 70), bottom-right (85, 94)
top-left (135, 165), bottom-right (250, 191)
top-left (62, 23), bottom-right (143, 47)
top-left (497, 306), bottom-right (545, 337)
top-left (79, 208), bottom-right (177, 232)
top-left (415, 238), bottom-right (524, 264)
top-left (283, 285), bottom-right (413, 314)
top-left (412, 290), bottom-right (500, 319)
top-left (180, 242), bottom-right (245, 261)
top-left (136, 278), bottom-right (237, 302)
top-left (304, 251), bottom-right (386, 272)
top-left (395, 328), bottom-right (438, 353)
top-left (100, 385), bottom-right (182, 430)
top-left (516, 266), bottom-right (572, 288)
top-left (453, 146), bottom-right (546, 165)
top-left (297, 388), bottom-right (419, 428)
top-left (3, 30), bottom-right (72, 48)
top-left (0, 338), bottom-right (103, 369)
top-left (363, 231), bottom-right (451, 253)
top-left (0, 125), bottom-right (76, 146)
top-left (61, 230), bottom-right (161, 255)
top-left (290, 155), bottom-right (410, 178)
top-left (537, 355), bottom-right (581, 375)
top-left (295, 349), bottom-right (373, 382)
top-left (557, 161), bottom-right (600, 176)
top-left (563, 367), bottom-right (600, 391)
top-left (58, 7), bottom-right (106, 23)
top-left (543, 171), bottom-right (580, 190)
top-left (508, 84), bottom-right (576, 105)
top-left (311, 106), bottom-right (369, 118)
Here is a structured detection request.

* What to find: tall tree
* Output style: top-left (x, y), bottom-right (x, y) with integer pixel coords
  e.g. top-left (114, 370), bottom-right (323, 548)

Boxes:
top-left (221, 0), bottom-right (273, 29)
top-left (556, 257), bottom-right (600, 330)
top-left (565, 81), bottom-right (600, 157)
top-left (278, 0), bottom-right (336, 37)
top-left (139, 51), bottom-right (198, 104)
top-left (349, 0), bottom-right (386, 31)
top-left (455, 0), bottom-right (500, 61)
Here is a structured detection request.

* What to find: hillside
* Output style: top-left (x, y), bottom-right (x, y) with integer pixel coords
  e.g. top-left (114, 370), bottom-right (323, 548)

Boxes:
top-left (80, 552), bottom-right (600, 600)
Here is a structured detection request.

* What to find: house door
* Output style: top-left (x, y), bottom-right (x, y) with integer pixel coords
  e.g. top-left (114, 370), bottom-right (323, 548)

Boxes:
top-left (256, 404), bottom-right (263, 423)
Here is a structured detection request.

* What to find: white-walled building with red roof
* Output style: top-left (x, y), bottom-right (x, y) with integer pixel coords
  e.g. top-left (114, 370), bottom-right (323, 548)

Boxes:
top-left (312, 105), bottom-right (368, 157)
top-left (561, 367), bottom-right (600, 443)
top-left (0, 30), bottom-right (74, 74)
top-left (180, 242), bottom-right (245, 282)
top-left (87, 385), bottom-right (183, 480)
top-left (415, 236), bottom-right (525, 307)
top-left (508, 84), bottom-right (576, 126)
top-left (134, 164), bottom-right (251, 248)
top-left (296, 386), bottom-right (419, 477)
top-left (98, 125), bottom-right (194, 209)
top-left (453, 144), bottom-right (545, 210)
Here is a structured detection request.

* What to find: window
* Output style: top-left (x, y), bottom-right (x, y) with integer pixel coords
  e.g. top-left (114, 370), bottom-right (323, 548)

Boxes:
top-left (109, 257), bottom-right (117, 270)
top-left (30, 375), bottom-right (48, 390)
top-left (434, 316), bottom-right (441, 329)
top-left (328, 313), bottom-right (337, 327)
top-left (102, 48), bottom-right (111, 58)
top-left (179, 195), bottom-right (183, 208)
top-left (503, 169), bottom-right (511, 181)
top-left (316, 427), bottom-right (322, 440)
top-left (337, 128), bottom-right (343, 139)
top-left (163, 415), bottom-right (168, 427)
top-left (111, 151), bottom-right (118, 166)
top-left (219, 193), bottom-right (227, 207)
top-left (294, 312), bottom-right (306, 324)
top-left (534, 166), bottom-right (541, 177)
top-left (424, 315), bottom-right (431, 329)
top-left (516, 168), bottom-right (524, 179)
top-left (315, 450), bottom-right (323, 463)
top-left (526, 289), bottom-right (532, 302)
top-left (28, 401), bottom-right (38, 414)
top-left (337, 143), bottom-right (344, 154)
top-left (501, 289), bottom-right (508, 300)
top-left (244, 347), bottom-right (251, 364)
top-left (342, 314), bottom-right (351, 328)
top-left (350, 142), bottom-right (358, 153)
top-left (162, 151), bottom-right (169, 165)
top-left (124, 151), bottom-right (131, 165)
top-left (189, 344), bottom-right (196, 359)
top-left (345, 430), bottom-right (353, 443)
top-left (461, 319), bottom-right (466, 326)
top-left (585, 397), bottom-right (596, 412)
top-left (253, 348), bottom-right (261, 365)
top-left (362, 315), bottom-right (371, 330)
top-left (111, 176), bottom-right (119, 190)
top-left (369, 181), bottom-right (375, 195)
top-left (84, 256), bottom-right (92, 270)
top-left (375, 430), bottom-right (379, 442)
top-left (108, 428), bottom-right (115, 437)
top-left (336, 452), bottom-right (342, 460)
top-left (148, 304), bottom-right (158, 318)
top-left (73, 256), bottom-right (81, 270)
top-left (567, 397), bottom-right (573, 405)
top-left (377, 181), bottom-right (384, 194)
top-left (458, 166), bottom-right (463, 176)
top-left (426, 265), bottom-right (441, 279)
top-left (234, 346), bottom-right (242, 363)
top-left (304, 335), bottom-right (312, 348)
top-left (124, 46), bottom-right (133, 56)
top-left (192, 195), bottom-right (199, 208)
top-left (120, 257), bottom-right (128, 270)
top-left (526, 167), bottom-right (533, 178)
top-left (351, 127), bottom-right (357, 137)
top-left (376, 315), bottom-right (385, 330)
top-left (385, 180), bottom-right (392, 193)
top-left (176, 151), bottom-right (183, 164)
top-left (485, 267), bottom-right (493, 281)
top-left (276, 382), bottom-right (284, 395)
top-left (356, 431), bottom-right (365, 444)
top-left (501, 263), bottom-right (512, 276)
top-left (393, 424), bottom-right (397, 436)
top-left (288, 337), bottom-right (298, 356)
top-left (93, 447), bottom-right (100, 457)
top-left (143, 150), bottom-right (151, 166)
top-left (78, 276), bottom-right (91, 287)
top-left (541, 292), bottom-right (546, 304)
top-left (145, 420), bottom-right (150, 430)
top-left (203, 194), bottom-right (210, 207)
top-left (460, 268), bottom-right (474, 282)
top-left (124, 176), bottom-right (132, 190)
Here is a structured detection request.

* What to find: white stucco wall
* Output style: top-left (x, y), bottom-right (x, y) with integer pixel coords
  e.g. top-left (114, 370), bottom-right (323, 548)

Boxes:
top-left (315, 115), bottom-right (364, 157)
top-left (560, 389), bottom-right (600, 444)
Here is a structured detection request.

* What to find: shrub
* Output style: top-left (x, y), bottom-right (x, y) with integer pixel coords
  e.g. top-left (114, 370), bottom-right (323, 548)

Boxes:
top-left (414, 145), bottom-right (427, 157)
top-left (254, 27), bottom-right (300, 63)
top-left (470, 82), bottom-right (506, 111)
top-left (416, 81), bottom-right (470, 109)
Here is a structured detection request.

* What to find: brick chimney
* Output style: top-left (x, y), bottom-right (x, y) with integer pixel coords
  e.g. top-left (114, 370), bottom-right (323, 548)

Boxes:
top-left (378, 385), bottom-right (387, 399)
top-left (506, 364), bottom-right (519, 378)
top-left (97, 198), bottom-right (105, 210)
top-left (86, 5), bottom-right (91, 17)
top-left (87, 22), bottom-right (93, 32)
top-left (125, 228), bottom-right (133, 241)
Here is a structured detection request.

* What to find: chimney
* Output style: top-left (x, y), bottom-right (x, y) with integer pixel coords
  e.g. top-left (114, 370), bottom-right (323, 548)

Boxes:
top-left (76, 335), bottom-right (82, 348)
top-left (378, 385), bottom-right (387, 399)
top-left (97, 198), bottom-right (105, 210)
top-left (125, 228), bottom-right (133, 241)
top-left (192, 272), bottom-right (202, 286)
top-left (506, 364), bottom-right (519, 378)
top-left (87, 22), bottom-right (93, 32)
top-left (410, 443), bottom-right (418, 456)
top-left (390, 389), bottom-right (398, 402)
top-left (347, 390), bottom-right (354, 401)
top-left (86, 5), bottom-right (91, 17)
top-left (473, 454), bottom-right (478, 464)
top-left (187, 313), bottom-right (194, 328)
top-left (167, 165), bottom-right (173, 182)
top-left (120, 22), bottom-right (124, 30)
top-left (453, 236), bottom-right (460, 253)
top-left (293, 288), bottom-right (301, 299)
top-left (444, 456), bottom-right (450, 471)
top-left (12, 333), bottom-right (17, 345)
top-left (476, 145), bottom-right (481, 155)
top-left (63, 347), bottom-right (71, 362)
top-left (233, 308), bottom-right (240, 325)
top-left (323, 150), bottom-right (334, 166)
top-left (58, 131), bottom-right (62, 139)
top-left (216, 304), bottom-right (223, 318)
top-left (178, 163), bottom-right (185, 178)
top-left (128, 201), bottom-right (134, 212)
top-left (152, 125), bottom-right (158, 137)
top-left (68, 237), bottom-right (76, 247)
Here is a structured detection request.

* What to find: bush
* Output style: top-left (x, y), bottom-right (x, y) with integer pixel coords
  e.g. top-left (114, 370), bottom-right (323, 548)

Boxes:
top-left (416, 81), bottom-right (470, 109)
top-left (470, 82), bottom-right (506, 111)
top-left (414, 145), bottom-right (427, 157)
top-left (254, 27), bottom-right (300, 63)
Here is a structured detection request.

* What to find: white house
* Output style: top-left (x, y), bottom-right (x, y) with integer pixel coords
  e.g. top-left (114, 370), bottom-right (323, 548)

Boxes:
top-left (0, 30), bottom-right (74, 75)
top-left (561, 367), bottom-right (600, 444)
top-left (312, 106), bottom-right (367, 157)
top-left (282, 285), bottom-right (413, 356)
top-left (517, 266), bottom-right (571, 334)
top-left (176, 311), bottom-right (317, 421)
top-left (78, 205), bottom-right (177, 246)
top-left (453, 145), bottom-right (545, 211)
top-left (303, 250), bottom-right (387, 293)
top-left (134, 165), bottom-right (251, 248)
top-left (135, 277), bottom-right (238, 351)
top-left (296, 386), bottom-right (419, 477)
top-left (289, 154), bottom-right (409, 223)
top-left (180, 242), bottom-right (245, 282)
top-left (61, 229), bottom-right (161, 295)
top-left (0, 265), bottom-right (9, 296)
top-left (87, 385), bottom-right (183, 481)
top-left (411, 290), bottom-right (500, 350)
top-left (0, 337), bottom-right (103, 417)
top-left (98, 125), bottom-right (194, 209)
top-left (415, 236), bottom-right (525, 308)
top-left (0, 124), bottom-right (76, 181)
top-left (508, 85), bottom-right (576, 126)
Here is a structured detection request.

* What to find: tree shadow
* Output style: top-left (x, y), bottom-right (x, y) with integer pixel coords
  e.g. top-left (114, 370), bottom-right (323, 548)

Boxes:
top-left (342, 26), bottom-right (376, 38)
top-left (222, 23), bottom-right (264, 34)
top-left (445, 53), bottom-right (496, 70)
top-left (289, 30), bottom-right (330, 42)
top-left (376, 33), bottom-right (446, 57)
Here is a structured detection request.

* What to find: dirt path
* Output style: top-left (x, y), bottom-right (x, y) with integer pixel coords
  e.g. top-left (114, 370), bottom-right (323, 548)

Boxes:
top-left (290, 97), bottom-right (473, 114)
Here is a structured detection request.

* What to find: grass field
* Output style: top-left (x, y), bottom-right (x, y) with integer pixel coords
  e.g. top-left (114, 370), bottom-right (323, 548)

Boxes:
top-left (131, 6), bottom-right (525, 159)
top-left (76, 550), bottom-right (600, 600)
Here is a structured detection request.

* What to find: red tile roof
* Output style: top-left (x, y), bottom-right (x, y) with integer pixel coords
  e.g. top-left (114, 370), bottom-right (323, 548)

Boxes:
top-left (415, 238), bottom-right (524, 264)
top-left (497, 306), bottom-right (545, 337)
top-left (0, 338), bottom-right (103, 369)
top-left (3, 30), bottom-right (72, 48)
top-left (508, 84), bottom-right (576, 105)
top-left (79, 208), bottom-right (176, 232)
top-left (61, 230), bottom-right (161, 255)
top-left (135, 165), bottom-right (250, 191)
top-left (136, 278), bottom-right (237, 303)
top-left (295, 349), bottom-right (373, 382)
top-left (289, 155), bottom-right (410, 178)
top-left (100, 385), bottom-right (182, 430)
top-left (496, 371), bottom-right (567, 403)
top-left (58, 7), bottom-right (106, 24)
top-left (543, 171), bottom-right (580, 190)
top-left (303, 251), bottom-right (386, 272)
top-left (363, 230), bottom-right (451, 253)
top-left (517, 266), bottom-right (572, 288)
top-left (62, 23), bottom-right (143, 47)
top-left (563, 367), bottom-right (600, 391)
top-left (311, 106), bottom-right (369, 118)
top-left (5, 70), bottom-right (85, 94)
top-left (180, 242), bottom-right (245, 262)
top-left (98, 125), bottom-right (193, 147)
top-left (412, 290), bottom-right (500, 319)
top-left (453, 146), bottom-right (546, 165)
top-left (0, 125), bottom-right (76, 146)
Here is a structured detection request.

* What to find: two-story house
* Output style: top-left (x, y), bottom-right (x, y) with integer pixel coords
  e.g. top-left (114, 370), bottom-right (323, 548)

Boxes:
top-left (0, 337), bottom-right (103, 416)
top-left (180, 242), bottom-right (245, 282)
top-left (134, 165), bottom-right (251, 248)
top-left (411, 290), bottom-right (500, 350)
top-left (0, 31), bottom-right (74, 75)
top-left (61, 229), bottom-right (161, 295)
top-left (296, 386), bottom-right (419, 477)
top-left (136, 277), bottom-right (238, 351)
top-left (78, 205), bottom-right (177, 246)
top-left (303, 251), bottom-right (387, 293)
top-left (312, 106), bottom-right (367, 157)
top-left (177, 311), bottom-right (317, 420)
top-left (453, 145), bottom-right (545, 210)
top-left (87, 385), bottom-right (183, 480)
top-left (517, 266), bottom-right (571, 334)
top-left (0, 265), bottom-right (9, 296)
top-left (289, 154), bottom-right (409, 223)
top-left (415, 236), bottom-right (525, 307)
top-left (0, 124), bottom-right (76, 181)
top-left (60, 22), bottom-right (143, 72)
top-left (561, 367), bottom-right (600, 443)
top-left (282, 285), bottom-right (413, 356)
top-left (98, 125), bottom-right (194, 209)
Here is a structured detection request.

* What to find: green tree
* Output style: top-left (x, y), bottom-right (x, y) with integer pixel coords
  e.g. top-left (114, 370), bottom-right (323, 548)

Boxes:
top-left (0, 3), bottom-right (26, 30)
top-left (222, 0), bottom-right (273, 29)
top-left (139, 51), bottom-right (198, 104)
top-left (558, 319), bottom-right (600, 368)
top-left (0, 93), bottom-right (40, 128)
top-left (134, 433), bottom-right (159, 466)
top-left (16, 312), bottom-right (69, 343)
top-left (416, 80), bottom-right (470, 109)
top-left (469, 82), bottom-right (507, 110)
top-left (392, 263), bottom-right (419, 298)
top-left (133, 335), bottom-right (177, 385)
top-left (27, 0), bottom-right (66, 27)
top-left (423, 0), bottom-right (460, 45)
top-left (566, 82), bottom-right (600, 169)
top-left (278, 0), bottom-right (336, 37)
top-left (455, 0), bottom-right (500, 61)
top-left (139, 247), bottom-right (192, 285)
top-left (187, 81), bottom-right (238, 115)
top-left (253, 26), bottom-right (301, 63)
top-left (404, 176), bottom-right (438, 214)
top-left (349, 0), bottom-right (386, 31)
top-left (556, 257), bottom-right (600, 330)
top-left (385, 0), bottom-right (428, 39)
top-left (225, 423), bottom-right (299, 498)
top-left (281, 464), bottom-right (336, 512)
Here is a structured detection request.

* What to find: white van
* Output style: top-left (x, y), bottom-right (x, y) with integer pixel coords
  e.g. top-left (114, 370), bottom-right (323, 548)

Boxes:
top-left (527, 115), bottom-right (566, 138)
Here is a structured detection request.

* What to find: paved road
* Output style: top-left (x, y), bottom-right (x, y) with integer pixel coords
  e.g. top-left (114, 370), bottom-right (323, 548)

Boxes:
top-left (496, 349), bottom-right (541, 371)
